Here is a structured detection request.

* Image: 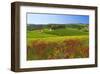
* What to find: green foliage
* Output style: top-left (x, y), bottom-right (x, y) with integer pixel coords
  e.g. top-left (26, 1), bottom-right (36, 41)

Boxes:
top-left (27, 24), bottom-right (89, 60)
top-left (47, 24), bottom-right (66, 30)
top-left (27, 37), bottom-right (89, 60)
top-left (44, 28), bottom-right (88, 36)
top-left (27, 30), bottom-right (57, 38)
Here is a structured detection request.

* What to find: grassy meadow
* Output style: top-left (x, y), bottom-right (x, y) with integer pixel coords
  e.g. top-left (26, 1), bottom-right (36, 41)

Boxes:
top-left (27, 24), bottom-right (89, 60)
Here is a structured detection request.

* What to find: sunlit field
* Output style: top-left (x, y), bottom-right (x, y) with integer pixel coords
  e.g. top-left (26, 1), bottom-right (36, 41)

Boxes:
top-left (27, 24), bottom-right (89, 60)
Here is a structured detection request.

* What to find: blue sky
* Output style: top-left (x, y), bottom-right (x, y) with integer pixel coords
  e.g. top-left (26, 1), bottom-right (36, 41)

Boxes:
top-left (27, 13), bottom-right (89, 25)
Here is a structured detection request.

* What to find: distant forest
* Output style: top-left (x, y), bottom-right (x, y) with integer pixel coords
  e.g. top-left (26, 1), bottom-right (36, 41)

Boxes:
top-left (27, 24), bottom-right (89, 32)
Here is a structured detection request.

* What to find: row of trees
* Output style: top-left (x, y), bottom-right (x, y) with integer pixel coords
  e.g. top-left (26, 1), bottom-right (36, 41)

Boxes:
top-left (47, 24), bottom-right (66, 30)
top-left (27, 24), bottom-right (89, 32)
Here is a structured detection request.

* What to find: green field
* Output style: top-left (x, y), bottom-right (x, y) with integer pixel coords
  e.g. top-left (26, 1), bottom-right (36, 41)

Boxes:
top-left (27, 25), bottom-right (89, 60)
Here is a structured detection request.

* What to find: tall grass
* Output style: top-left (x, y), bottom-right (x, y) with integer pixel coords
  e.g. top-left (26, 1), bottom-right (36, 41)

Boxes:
top-left (27, 37), bottom-right (89, 60)
top-left (27, 27), bottom-right (89, 60)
